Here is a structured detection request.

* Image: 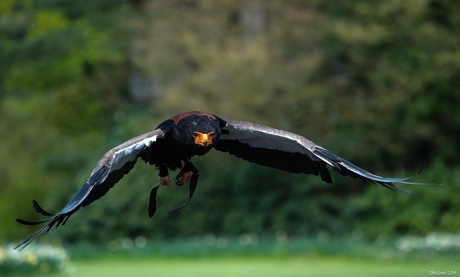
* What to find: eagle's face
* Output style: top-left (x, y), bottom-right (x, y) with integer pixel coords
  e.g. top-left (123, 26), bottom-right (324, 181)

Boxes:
top-left (173, 114), bottom-right (221, 155)
top-left (192, 131), bottom-right (215, 147)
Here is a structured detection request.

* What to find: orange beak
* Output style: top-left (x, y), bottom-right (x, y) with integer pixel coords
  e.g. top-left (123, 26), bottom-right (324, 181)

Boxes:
top-left (193, 132), bottom-right (214, 147)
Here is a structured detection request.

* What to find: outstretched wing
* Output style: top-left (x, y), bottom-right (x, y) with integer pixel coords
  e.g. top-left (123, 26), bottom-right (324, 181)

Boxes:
top-left (215, 120), bottom-right (415, 195)
top-left (15, 128), bottom-right (166, 250)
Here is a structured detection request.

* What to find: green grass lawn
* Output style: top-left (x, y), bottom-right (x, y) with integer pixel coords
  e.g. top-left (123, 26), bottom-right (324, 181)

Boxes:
top-left (70, 256), bottom-right (458, 277)
top-left (3, 238), bottom-right (458, 276)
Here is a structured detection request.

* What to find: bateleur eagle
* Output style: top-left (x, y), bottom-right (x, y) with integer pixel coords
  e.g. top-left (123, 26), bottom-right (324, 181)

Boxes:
top-left (16, 111), bottom-right (424, 250)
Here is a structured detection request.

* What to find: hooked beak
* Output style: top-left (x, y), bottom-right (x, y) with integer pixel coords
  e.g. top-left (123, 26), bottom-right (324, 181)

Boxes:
top-left (193, 132), bottom-right (214, 147)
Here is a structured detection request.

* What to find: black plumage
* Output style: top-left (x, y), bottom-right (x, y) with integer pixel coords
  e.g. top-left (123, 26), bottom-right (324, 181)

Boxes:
top-left (16, 111), bottom-right (423, 250)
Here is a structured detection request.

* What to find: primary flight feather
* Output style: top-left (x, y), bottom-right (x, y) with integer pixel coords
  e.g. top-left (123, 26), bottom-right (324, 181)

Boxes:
top-left (16, 111), bottom-right (423, 250)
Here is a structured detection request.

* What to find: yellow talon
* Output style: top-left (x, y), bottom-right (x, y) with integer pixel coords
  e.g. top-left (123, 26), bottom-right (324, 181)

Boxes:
top-left (175, 171), bottom-right (193, 186)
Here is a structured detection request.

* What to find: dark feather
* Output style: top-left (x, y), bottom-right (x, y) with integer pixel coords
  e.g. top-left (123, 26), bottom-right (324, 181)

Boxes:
top-left (216, 139), bottom-right (333, 182)
top-left (15, 130), bottom-right (165, 250)
top-left (148, 184), bottom-right (160, 218)
top-left (33, 200), bottom-right (54, 216)
top-left (217, 119), bottom-right (416, 195)
top-left (168, 165), bottom-right (199, 215)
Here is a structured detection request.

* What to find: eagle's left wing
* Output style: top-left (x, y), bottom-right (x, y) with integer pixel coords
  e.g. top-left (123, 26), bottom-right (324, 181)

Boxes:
top-left (215, 120), bottom-right (415, 195)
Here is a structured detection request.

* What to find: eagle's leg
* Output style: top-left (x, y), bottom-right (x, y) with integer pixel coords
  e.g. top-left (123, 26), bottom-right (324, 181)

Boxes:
top-left (174, 160), bottom-right (194, 186)
top-left (168, 162), bottom-right (199, 215)
top-left (158, 164), bottom-right (170, 186)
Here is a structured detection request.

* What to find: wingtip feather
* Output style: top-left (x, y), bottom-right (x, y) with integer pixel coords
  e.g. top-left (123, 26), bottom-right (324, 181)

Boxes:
top-left (32, 200), bottom-right (55, 216)
top-left (16, 217), bottom-right (51, 226)
top-left (14, 221), bottom-right (55, 251)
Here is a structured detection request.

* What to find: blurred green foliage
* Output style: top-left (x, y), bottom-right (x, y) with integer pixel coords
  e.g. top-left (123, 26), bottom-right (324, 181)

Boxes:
top-left (1, 1), bottom-right (459, 244)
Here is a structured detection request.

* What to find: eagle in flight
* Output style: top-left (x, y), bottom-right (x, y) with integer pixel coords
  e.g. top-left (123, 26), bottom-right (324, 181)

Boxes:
top-left (16, 111), bottom-right (422, 250)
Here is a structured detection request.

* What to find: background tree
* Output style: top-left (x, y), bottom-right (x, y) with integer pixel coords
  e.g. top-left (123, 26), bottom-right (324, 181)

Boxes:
top-left (1, 0), bottom-right (459, 243)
